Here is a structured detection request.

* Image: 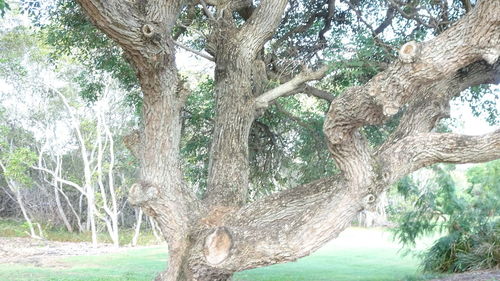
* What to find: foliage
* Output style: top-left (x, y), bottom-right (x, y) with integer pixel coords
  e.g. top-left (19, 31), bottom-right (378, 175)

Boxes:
top-left (0, 147), bottom-right (37, 186)
top-left (41, 0), bottom-right (141, 108)
top-left (0, 109), bottom-right (37, 187)
top-left (12, 0), bottom-right (493, 200)
top-left (0, 0), bottom-right (9, 17)
top-left (390, 162), bottom-right (500, 273)
top-left (179, 76), bottom-right (337, 198)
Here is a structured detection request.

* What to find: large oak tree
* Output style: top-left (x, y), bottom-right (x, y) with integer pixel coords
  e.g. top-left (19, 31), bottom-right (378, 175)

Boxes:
top-left (71, 0), bottom-right (499, 280)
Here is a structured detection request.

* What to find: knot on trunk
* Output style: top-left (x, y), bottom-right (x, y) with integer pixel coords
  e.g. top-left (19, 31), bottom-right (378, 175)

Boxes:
top-left (142, 24), bottom-right (155, 38)
top-left (204, 227), bottom-right (233, 265)
top-left (399, 41), bottom-right (420, 63)
top-left (363, 193), bottom-right (377, 209)
top-left (128, 181), bottom-right (158, 206)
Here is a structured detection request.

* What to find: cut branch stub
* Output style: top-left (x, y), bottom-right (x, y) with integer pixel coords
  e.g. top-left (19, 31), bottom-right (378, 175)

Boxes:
top-left (398, 41), bottom-right (420, 63)
top-left (142, 24), bottom-right (155, 38)
top-left (204, 227), bottom-right (233, 265)
top-left (128, 181), bottom-right (159, 206)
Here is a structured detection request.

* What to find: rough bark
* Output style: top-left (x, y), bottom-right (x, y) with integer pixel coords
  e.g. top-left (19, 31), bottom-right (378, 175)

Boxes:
top-left (74, 0), bottom-right (500, 280)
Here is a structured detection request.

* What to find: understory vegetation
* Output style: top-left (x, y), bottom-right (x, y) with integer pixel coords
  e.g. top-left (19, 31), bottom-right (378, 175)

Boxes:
top-left (390, 160), bottom-right (500, 273)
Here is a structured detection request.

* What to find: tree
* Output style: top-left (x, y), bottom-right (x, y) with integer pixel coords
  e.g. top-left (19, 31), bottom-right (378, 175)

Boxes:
top-left (50, 0), bottom-right (500, 280)
top-left (0, 111), bottom-right (41, 238)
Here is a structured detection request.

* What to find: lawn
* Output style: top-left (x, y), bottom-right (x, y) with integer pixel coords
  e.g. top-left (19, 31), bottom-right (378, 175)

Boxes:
top-left (0, 228), bottom-right (440, 281)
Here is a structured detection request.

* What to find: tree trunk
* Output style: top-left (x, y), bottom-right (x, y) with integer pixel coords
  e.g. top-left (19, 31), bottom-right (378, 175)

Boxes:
top-left (205, 47), bottom-right (256, 207)
top-left (13, 186), bottom-right (39, 238)
top-left (131, 208), bottom-right (143, 247)
top-left (54, 184), bottom-right (73, 233)
top-left (86, 190), bottom-right (98, 247)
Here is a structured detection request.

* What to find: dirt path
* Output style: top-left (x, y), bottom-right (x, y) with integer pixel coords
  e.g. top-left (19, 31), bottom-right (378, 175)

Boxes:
top-left (429, 270), bottom-right (500, 281)
top-left (0, 237), bottom-right (139, 267)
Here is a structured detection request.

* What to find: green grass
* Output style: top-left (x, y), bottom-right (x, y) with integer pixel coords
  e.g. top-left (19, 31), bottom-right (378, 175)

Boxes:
top-left (0, 227), bottom-right (443, 281)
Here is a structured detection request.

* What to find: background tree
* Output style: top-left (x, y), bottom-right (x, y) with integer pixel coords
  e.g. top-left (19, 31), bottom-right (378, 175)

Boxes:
top-left (0, 20), bottom-right (148, 245)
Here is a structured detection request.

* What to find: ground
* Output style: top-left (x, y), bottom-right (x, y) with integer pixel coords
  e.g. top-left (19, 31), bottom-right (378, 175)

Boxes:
top-left (0, 227), bottom-right (498, 281)
top-left (0, 236), bottom-right (134, 267)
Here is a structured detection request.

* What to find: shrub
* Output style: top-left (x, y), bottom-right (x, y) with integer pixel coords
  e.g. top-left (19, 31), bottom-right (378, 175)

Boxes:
top-left (389, 161), bottom-right (500, 273)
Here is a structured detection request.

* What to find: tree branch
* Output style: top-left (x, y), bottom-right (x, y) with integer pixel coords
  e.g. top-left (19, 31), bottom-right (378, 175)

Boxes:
top-left (324, 0), bottom-right (499, 147)
top-left (302, 85), bottom-right (335, 102)
top-left (255, 66), bottom-right (329, 108)
top-left (381, 60), bottom-right (500, 146)
top-left (174, 41), bottom-right (215, 61)
top-left (238, 0), bottom-right (288, 58)
top-left (373, 7), bottom-right (395, 35)
top-left (199, 0), bottom-right (216, 21)
top-left (460, 0), bottom-right (473, 13)
top-left (192, 176), bottom-right (371, 271)
top-left (33, 166), bottom-right (86, 195)
top-left (378, 130), bottom-right (500, 184)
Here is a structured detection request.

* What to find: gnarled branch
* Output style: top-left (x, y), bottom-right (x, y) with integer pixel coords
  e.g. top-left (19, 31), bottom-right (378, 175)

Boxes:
top-left (378, 130), bottom-right (500, 184)
top-left (324, 0), bottom-right (499, 147)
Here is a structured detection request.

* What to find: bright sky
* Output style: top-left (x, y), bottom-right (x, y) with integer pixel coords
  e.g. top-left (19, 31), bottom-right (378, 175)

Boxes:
top-left (448, 85), bottom-right (499, 135)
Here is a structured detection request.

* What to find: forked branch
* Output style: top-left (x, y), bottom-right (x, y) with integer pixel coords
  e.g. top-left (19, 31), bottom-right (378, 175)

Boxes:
top-left (238, 0), bottom-right (288, 58)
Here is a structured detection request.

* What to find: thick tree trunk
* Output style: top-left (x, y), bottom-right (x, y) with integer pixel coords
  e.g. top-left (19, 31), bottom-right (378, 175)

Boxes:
top-left (205, 46), bottom-right (256, 207)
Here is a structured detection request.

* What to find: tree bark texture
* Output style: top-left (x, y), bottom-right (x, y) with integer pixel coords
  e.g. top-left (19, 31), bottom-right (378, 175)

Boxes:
top-left (74, 0), bottom-right (499, 280)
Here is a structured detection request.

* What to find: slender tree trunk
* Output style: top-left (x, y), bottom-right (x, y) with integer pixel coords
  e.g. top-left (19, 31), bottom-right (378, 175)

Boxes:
top-left (86, 191), bottom-right (98, 247)
top-left (148, 216), bottom-right (162, 243)
top-left (14, 187), bottom-right (38, 238)
top-left (53, 155), bottom-right (74, 233)
top-left (54, 185), bottom-right (73, 232)
top-left (131, 208), bottom-right (143, 247)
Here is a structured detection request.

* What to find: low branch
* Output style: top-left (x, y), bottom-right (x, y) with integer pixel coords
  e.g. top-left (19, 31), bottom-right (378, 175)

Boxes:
top-left (191, 176), bottom-right (370, 271)
top-left (255, 66), bottom-right (329, 109)
top-left (378, 130), bottom-right (500, 184)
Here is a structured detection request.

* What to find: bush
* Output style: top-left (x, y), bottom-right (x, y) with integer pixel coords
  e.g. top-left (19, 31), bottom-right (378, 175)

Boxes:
top-left (389, 161), bottom-right (500, 273)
